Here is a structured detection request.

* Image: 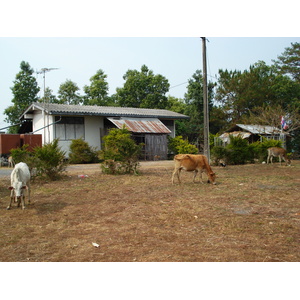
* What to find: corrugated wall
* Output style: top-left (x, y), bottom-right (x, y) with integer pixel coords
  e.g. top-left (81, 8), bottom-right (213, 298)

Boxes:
top-left (144, 134), bottom-right (168, 160)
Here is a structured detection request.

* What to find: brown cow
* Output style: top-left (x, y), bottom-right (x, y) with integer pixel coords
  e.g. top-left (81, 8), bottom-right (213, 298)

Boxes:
top-left (267, 147), bottom-right (291, 166)
top-left (172, 154), bottom-right (216, 185)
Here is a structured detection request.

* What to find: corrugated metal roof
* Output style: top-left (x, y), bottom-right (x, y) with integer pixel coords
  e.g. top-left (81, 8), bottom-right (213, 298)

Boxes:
top-left (235, 124), bottom-right (281, 134)
top-left (219, 131), bottom-right (251, 142)
top-left (107, 117), bottom-right (171, 134)
top-left (22, 102), bottom-right (189, 120)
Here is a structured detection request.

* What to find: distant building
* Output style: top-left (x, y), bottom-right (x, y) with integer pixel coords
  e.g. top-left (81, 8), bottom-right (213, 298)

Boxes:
top-left (19, 102), bottom-right (189, 160)
top-left (217, 124), bottom-right (288, 148)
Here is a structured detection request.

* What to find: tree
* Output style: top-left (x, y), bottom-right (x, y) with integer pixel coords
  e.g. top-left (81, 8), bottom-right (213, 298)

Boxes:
top-left (4, 61), bottom-right (40, 133)
top-left (38, 87), bottom-right (58, 104)
top-left (115, 65), bottom-right (170, 109)
top-left (83, 69), bottom-right (111, 106)
top-left (215, 61), bottom-right (300, 126)
top-left (182, 70), bottom-right (215, 145)
top-left (57, 80), bottom-right (82, 105)
top-left (273, 42), bottom-right (300, 82)
top-left (248, 105), bottom-right (300, 134)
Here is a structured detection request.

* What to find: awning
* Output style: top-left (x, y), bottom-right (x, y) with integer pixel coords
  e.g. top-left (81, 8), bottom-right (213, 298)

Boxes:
top-left (107, 117), bottom-right (171, 134)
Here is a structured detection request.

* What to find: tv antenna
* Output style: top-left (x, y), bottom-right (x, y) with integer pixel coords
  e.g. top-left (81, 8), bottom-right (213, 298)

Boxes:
top-left (36, 67), bottom-right (59, 102)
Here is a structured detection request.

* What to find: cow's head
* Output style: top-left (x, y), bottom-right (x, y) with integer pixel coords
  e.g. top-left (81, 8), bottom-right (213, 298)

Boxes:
top-left (9, 183), bottom-right (26, 202)
top-left (207, 172), bottom-right (216, 185)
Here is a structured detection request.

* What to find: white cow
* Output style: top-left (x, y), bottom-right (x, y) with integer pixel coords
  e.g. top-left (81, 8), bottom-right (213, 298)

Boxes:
top-left (7, 162), bottom-right (31, 210)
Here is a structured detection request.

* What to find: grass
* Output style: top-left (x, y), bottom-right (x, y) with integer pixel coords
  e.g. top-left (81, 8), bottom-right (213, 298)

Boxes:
top-left (0, 160), bottom-right (299, 262)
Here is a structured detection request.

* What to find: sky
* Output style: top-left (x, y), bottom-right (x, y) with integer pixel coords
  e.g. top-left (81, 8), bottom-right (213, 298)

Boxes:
top-left (1, 37), bottom-right (300, 130)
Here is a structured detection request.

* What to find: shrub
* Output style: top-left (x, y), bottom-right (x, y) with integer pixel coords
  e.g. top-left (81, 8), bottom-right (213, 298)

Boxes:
top-left (99, 127), bottom-right (143, 175)
top-left (69, 138), bottom-right (99, 164)
top-left (251, 138), bottom-right (282, 162)
top-left (168, 136), bottom-right (198, 156)
top-left (226, 135), bottom-right (252, 165)
top-left (33, 139), bottom-right (68, 180)
top-left (10, 145), bottom-right (39, 173)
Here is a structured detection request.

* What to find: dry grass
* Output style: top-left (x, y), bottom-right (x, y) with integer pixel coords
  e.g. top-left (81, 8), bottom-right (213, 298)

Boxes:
top-left (0, 160), bottom-right (299, 262)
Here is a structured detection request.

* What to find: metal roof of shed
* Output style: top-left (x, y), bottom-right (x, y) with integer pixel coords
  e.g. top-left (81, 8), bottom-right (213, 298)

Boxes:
top-left (232, 124), bottom-right (281, 134)
top-left (107, 117), bottom-right (171, 134)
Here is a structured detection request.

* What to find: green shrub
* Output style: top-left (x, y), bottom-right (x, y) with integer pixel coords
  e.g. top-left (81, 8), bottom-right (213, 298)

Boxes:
top-left (168, 136), bottom-right (198, 155)
top-left (10, 144), bottom-right (31, 164)
top-left (33, 139), bottom-right (68, 180)
top-left (211, 146), bottom-right (229, 165)
top-left (10, 145), bottom-right (39, 172)
top-left (99, 127), bottom-right (143, 175)
top-left (251, 138), bottom-right (282, 162)
top-left (211, 136), bottom-right (284, 165)
top-left (69, 138), bottom-right (99, 164)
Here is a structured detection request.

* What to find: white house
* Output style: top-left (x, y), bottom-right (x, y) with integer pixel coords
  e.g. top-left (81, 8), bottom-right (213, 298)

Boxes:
top-left (20, 102), bottom-right (189, 160)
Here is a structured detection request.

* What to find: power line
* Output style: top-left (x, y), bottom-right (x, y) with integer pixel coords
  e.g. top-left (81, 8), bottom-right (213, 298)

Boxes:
top-left (169, 81), bottom-right (188, 89)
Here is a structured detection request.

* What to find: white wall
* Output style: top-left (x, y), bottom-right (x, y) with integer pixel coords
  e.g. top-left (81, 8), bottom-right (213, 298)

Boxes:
top-left (54, 115), bottom-right (104, 158)
top-left (84, 116), bottom-right (104, 150)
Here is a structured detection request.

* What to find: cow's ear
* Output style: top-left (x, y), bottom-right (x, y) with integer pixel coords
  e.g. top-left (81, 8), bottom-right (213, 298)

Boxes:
top-left (8, 186), bottom-right (13, 190)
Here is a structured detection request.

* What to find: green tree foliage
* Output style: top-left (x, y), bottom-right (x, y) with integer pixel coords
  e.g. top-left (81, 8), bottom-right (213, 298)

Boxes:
top-left (273, 42), bottom-right (300, 82)
top-left (215, 61), bottom-right (300, 125)
top-left (99, 127), bottom-right (143, 174)
top-left (168, 136), bottom-right (198, 155)
top-left (4, 61), bottom-right (40, 133)
top-left (181, 70), bottom-right (215, 143)
top-left (57, 80), bottom-right (82, 105)
top-left (83, 69), bottom-right (111, 106)
top-left (115, 65), bottom-right (170, 109)
top-left (69, 138), bottom-right (99, 164)
top-left (38, 87), bottom-right (58, 104)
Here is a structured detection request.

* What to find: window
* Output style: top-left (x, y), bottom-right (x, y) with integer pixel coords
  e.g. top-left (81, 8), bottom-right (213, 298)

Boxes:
top-left (55, 116), bottom-right (84, 140)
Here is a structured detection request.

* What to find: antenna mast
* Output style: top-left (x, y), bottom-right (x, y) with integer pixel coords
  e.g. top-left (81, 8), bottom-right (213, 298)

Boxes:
top-left (36, 67), bottom-right (59, 144)
top-left (36, 68), bottom-right (59, 102)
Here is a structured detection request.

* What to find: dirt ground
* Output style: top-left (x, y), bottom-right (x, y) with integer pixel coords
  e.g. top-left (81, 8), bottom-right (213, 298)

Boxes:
top-left (0, 160), bottom-right (299, 262)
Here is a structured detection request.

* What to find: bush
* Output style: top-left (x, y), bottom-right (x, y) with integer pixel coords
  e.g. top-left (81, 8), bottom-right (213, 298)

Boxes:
top-left (168, 136), bottom-right (198, 156)
top-left (211, 136), bottom-right (284, 165)
top-left (69, 138), bottom-right (99, 164)
top-left (250, 138), bottom-right (282, 162)
top-left (10, 139), bottom-right (67, 180)
top-left (226, 135), bottom-right (251, 165)
top-left (99, 127), bottom-right (143, 175)
top-left (33, 139), bottom-right (68, 180)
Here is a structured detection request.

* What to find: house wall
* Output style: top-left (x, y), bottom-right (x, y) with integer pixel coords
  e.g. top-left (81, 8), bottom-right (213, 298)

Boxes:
top-left (84, 116), bottom-right (104, 150)
top-left (53, 115), bottom-right (104, 158)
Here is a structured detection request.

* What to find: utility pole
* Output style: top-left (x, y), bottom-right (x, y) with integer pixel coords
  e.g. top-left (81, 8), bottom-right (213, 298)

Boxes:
top-left (201, 37), bottom-right (210, 162)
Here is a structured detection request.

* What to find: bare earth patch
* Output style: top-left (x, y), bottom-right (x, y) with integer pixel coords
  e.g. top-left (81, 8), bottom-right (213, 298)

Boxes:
top-left (0, 160), bottom-right (299, 262)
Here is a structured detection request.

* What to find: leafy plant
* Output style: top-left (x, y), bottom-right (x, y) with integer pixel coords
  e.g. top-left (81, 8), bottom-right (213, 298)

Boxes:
top-left (69, 138), bottom-right (99, 164)
top-left (168, 136), bottom-right (198, 156)
top-left (33, 139), bottom-right (68, 180)
top-left (99, 127), bottom-right (143, 175)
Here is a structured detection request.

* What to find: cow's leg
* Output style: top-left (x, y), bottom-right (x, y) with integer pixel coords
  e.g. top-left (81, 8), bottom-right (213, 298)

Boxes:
top-left (7, 190), bottom-right (14, 210)
top-left (21, 194), bottom-right (26, 210)
top-left (279, 155), bottom-right (282, 165)
top-left (27, 183), bottom-right (31, 205)
top-left (193, 170), bottom-right (198, 183)
top-left (172, 168), bottom-right (179, 184)
top-left (267, 154), bottom-right (270, 164)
